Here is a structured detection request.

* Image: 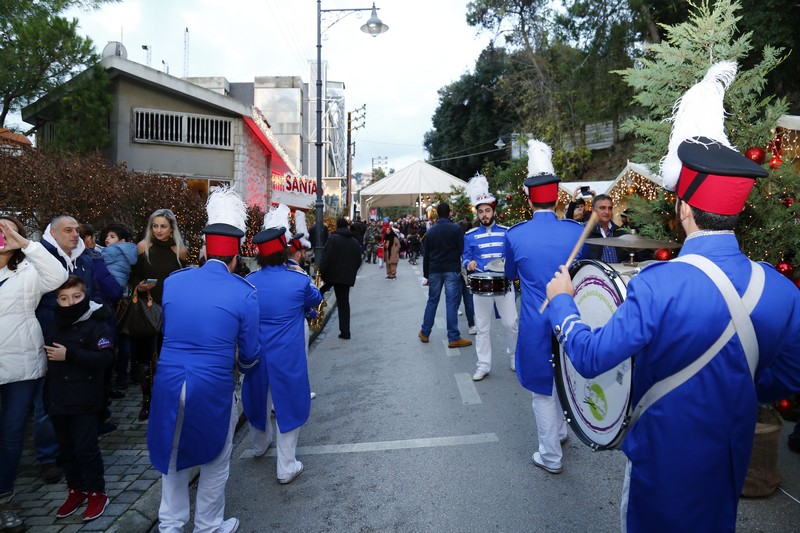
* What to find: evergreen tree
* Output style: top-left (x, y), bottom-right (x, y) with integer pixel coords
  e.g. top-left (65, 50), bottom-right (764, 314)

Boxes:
top-left (616, 0), bottom-right (799, 266)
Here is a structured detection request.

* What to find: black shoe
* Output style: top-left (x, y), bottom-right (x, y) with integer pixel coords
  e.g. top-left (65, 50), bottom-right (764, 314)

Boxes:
top-left (40, 463), bottom-right (63, 484)
top-left (110, 388), bottom-right (126, 399)
top-left (98, 422), bottom-right (117, 436)
top-left (338, 334), bottom-right (350, 339)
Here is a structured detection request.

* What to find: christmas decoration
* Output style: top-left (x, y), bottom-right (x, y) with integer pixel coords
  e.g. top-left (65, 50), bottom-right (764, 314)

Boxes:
top-left (782, 196), bottom-right (795, 208)
top-left (775, 260), bottom-right (795, 279)
top-left (654, 248), bottom-right (673, 261)
top-left (794, 278), bottom-right (800, 290)
top-left (506, 194), bottom-right (512, 201)
top-left (744, 146), bottom-right (767, 165)
top-left (769, 155), bottom-right (783, 169)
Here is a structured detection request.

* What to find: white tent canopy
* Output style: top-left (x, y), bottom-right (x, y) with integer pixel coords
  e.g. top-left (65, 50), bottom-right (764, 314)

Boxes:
top-left (360, 160), bottom-right (467, 212)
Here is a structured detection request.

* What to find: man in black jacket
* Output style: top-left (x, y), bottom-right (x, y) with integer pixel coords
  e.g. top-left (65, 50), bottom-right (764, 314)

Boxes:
top-left (586, 194), bottom-right (626, 263)
top-left (419, 203), bottom-right (472, 348)
top-left (319, 218), bottom-right (362, 339)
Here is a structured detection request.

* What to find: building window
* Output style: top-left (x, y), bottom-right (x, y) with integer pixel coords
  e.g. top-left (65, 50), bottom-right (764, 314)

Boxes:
top-left (133, 108), bottom-right (233, 150)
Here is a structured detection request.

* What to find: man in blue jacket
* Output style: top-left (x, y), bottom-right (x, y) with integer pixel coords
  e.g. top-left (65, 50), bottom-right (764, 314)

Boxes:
top-left (505, 140), bottom-right (585, 476)
top-left (148, 213), bottom-right (259, 533)
top-left (545, 62), bottom-right (800, 532)
top-left (419, 203), bottom-right (472, 348)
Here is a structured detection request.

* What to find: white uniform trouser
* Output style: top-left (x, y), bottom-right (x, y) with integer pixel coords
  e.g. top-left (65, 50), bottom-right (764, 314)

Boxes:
top-left (249, 392), bottom-right (303, 480)
top-left (620, 460), bottom-right (632, 533)
top-left (531, 385), bottom-right (567, 469)
top-left (159, 383), bottom-right (238, 533)
top-left (473, 290), bottom-right (518, 373)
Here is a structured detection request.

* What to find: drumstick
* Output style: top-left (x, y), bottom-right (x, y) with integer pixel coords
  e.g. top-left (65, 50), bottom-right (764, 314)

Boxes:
top-left (538, 211), bottom-right (599, 314)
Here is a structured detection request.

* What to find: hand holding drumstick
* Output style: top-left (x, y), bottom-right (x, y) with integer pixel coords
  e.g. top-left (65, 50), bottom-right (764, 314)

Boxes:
top-left (539, 212), bottom-right (598, 313)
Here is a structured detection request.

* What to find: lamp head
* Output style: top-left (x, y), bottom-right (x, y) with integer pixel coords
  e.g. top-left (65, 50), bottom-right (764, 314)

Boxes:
top-left (360, 3), bottom-right (389, 36)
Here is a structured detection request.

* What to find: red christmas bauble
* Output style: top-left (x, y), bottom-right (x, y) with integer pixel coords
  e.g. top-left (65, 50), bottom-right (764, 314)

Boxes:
top-left (783, 196), bottom-right (795, 208)
top-left (794, 277), bottom-right (800, 290)
top-left (744, 146), bottom-right (767, 165)
top-left (776, 260), bottom-right (795, 279)
top-left (769, 155), bottom-right (783, 169)
top-left (498, 214), bottom-right (504, 220)
top-left (654, 248), bottom-right (673, 261)
top-left (506, 195), bottom-right (512, 201)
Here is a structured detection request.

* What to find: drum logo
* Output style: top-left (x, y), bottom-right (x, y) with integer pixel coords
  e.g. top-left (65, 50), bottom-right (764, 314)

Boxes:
top-left (585, 383), bottom-right (608, 421)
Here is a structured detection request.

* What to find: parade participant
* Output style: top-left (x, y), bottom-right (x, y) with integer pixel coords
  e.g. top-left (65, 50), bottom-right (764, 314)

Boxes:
top-left (148, 188), bottom-right (259, 533)
top-left (504, 140), bottom-right (586, 475)
top-left (242, 204), bottom-right (322, 485)
top-left (462, 174), bottom-right (518, 380)
top-left (419, 203), bottom-right (472, 348)
top-left (545, 62), bottom-right (800, 532)
top-left (44, 275), bottom-right (114, 521)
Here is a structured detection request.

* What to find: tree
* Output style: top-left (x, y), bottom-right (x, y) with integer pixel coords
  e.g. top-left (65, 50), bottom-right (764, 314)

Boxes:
top-left (617, 0), bottom-right (799, 265)
top-left (0, 0), bottom-right (118, 129)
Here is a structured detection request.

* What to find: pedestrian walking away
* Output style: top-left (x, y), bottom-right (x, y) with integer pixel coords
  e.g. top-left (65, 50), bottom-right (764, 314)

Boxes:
top-left (319, 218), bottom-right (362, 340)
top-left (504, 140), bottom-right (587, 476)
top-left (545, 61), bottom-right (800, 532)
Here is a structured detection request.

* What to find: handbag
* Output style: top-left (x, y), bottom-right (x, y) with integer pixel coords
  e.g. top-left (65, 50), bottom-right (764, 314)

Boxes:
top-left (116, 290), bottom-right (163, 337)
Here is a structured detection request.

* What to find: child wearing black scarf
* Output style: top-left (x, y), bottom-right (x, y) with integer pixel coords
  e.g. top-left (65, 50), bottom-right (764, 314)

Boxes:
top-left (43, 275), bottom-right (114, 522)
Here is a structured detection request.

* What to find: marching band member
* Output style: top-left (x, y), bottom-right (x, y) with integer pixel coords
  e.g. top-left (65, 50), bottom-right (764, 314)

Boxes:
top-left (148, 187), bottom-right (259, 533)
top-left (504, 140), bottom-right (586, 475)
top-left (462, 174), bottom-right (518, 380)
top-left (545, 62), bottom-right (800, 532)
top-left (242, 205), bottom-right (322, 485)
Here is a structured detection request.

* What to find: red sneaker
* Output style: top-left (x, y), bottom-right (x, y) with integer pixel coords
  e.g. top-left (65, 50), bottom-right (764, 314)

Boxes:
top-left (82, 492), bottom-right (109, 521)
top-left (56, 488), bottom-right (87, 518)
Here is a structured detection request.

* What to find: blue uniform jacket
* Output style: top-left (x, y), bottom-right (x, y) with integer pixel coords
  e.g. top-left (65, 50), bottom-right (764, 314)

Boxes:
top-left (147, 260), bottom-right (260, 474)
top-left (462, 222), bottom-right (508, 272)
top-left (547, 233), bottom-right (800, 532)
top-left (242, 265), bottom-right (322, 433)
top-left (504, 211), bottom-right (585, 394)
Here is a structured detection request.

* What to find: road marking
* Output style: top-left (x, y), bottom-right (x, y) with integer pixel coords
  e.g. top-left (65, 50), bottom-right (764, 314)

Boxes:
top-left (241, 433), bottom-right (498, 458)
top-left (443, 339), bottom-right (460, 357)
top-left (454, 372), bottom-right (482, 404)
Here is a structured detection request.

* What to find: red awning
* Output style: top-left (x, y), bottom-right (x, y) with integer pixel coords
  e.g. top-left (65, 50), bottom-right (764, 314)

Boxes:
top-left (242, 116), bottom-right (292, 176)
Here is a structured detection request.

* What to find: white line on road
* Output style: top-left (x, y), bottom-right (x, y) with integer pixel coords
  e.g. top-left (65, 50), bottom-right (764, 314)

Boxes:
top-left (240, 433), bottom-right (498, 459)
top-left (443, 339), bottom-right (460, 357)
top-left (454, 372), bottom-right (482, 405)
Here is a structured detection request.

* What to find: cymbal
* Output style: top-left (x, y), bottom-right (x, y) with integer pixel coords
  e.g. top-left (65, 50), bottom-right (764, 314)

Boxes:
top-left (585, 233), bottom-right (682, 250)
top-left (485, 258), bottom-right (505, 272)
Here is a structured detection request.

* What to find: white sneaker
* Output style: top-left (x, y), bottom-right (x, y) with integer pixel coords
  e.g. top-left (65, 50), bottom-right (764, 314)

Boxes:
top-left (458, 310), bottom-right (463, 316)
top-left (472, 369), bottom-right (489, 381)
top-left (219, 517), bottom-right (240, 533)
top-left (468, 326), bottom-right (477, 335)
top-left (510, 357), bottom-right (516, 371)
top-left (531, 452), bottom-right (562, 474)
top-left (310, 392), bottom-right (317, 399)
top-left (278, 462), bottom-right (304, 484)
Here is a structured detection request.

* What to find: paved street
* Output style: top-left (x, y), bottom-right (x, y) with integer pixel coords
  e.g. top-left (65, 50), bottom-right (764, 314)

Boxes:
top-left (8, 256), bottom-right (800, 532)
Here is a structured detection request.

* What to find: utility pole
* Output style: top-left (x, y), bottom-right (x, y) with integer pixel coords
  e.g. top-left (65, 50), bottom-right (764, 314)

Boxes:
top-left (346, 105), bottom-right (365, 220)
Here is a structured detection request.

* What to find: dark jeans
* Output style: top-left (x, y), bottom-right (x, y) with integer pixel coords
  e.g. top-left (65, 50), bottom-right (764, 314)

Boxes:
top-left (333, 284), bottom-right (351, 337)
top-left (460, 277), bottom-right (475, 328)
top-left (421, 271), bottom-right (462, 342)
top-left (113, 333), bottom-right (134, 388)
top-left (0, 378), bottom-right (40, 493)
top-left (51, 413), bottom-right (105, 493)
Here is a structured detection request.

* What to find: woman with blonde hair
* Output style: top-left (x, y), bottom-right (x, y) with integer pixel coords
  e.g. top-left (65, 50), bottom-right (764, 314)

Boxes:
top-left (130, 209), bottom-right (187, 420)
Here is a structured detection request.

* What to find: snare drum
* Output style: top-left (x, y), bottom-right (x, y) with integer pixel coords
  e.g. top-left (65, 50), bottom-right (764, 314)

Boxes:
top-left (467, 271), bottom-right (509, 296)
top-left (553, 260), bottom-right (639, 451)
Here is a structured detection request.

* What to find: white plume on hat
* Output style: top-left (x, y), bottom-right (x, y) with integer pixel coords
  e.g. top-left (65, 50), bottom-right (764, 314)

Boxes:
top-left (293, 210), bottom-right (312, 249)
top-left (263, 203), bottom-right (293, 241)
top-left (466, 173), bottom-right (496, 207)
top-left (527, 140), bottom-right (555, 177)
top-left (206, 186), bottom-right (247, 233)
top-left (660, 61), bottom-right (737, 190)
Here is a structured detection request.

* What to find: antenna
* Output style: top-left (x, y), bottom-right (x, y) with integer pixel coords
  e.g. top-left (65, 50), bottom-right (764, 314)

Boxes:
top-left (162, 59), bottom-right (169, 74)
top-left (183, 27), bottom-right (189, 78)
top-left (142, 44), bottom-right (151, 67)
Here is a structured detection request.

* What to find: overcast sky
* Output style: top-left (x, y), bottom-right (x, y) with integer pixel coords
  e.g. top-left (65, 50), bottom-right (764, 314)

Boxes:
top-left (44, 0), bottom-right (495, 176)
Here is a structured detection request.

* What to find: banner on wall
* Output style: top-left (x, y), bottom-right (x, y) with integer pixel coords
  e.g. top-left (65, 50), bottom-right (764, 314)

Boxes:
top-left (271, 173), bottom-right (319, 211)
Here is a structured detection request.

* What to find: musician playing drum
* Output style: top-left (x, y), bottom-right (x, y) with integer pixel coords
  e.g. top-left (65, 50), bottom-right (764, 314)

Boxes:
top-left (462, 174), bottom-right (518, 381)
top-left (545, 62), bottom-right (800, 532)
top-left (504, 140), bottom-right (587, 475)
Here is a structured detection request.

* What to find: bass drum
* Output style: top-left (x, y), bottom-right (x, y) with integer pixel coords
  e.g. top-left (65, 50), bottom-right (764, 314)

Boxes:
top-left (553, 260), bottom-right (637, 451)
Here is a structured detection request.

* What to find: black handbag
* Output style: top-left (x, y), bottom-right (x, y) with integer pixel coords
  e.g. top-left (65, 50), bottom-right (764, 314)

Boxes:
top-left (116, 291), bottom-right (163, 337)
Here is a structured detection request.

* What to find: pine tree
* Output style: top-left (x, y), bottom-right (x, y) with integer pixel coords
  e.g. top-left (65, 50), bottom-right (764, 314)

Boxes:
top-left (616, 0), bottom-right (799, 267)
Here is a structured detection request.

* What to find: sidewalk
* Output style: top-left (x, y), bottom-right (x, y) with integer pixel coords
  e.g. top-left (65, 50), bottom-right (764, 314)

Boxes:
top-left (9, 285), bottom-right (337, 533)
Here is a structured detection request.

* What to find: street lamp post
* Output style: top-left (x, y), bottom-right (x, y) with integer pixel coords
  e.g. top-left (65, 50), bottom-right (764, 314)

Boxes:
top-left (314, 1), bottom-right (388, 267)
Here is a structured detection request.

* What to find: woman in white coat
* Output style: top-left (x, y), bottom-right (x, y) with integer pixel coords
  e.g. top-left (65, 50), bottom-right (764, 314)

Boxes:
top-left (0, 216), bottom-right (68, 532)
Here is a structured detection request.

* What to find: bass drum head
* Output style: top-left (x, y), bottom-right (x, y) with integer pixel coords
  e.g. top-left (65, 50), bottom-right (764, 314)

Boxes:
top-left (553, 260), bottom-right (634, 451)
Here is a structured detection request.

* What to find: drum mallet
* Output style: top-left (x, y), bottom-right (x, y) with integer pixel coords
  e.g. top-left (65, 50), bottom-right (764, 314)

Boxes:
top-left (538, 211), bottom-right (599, 314)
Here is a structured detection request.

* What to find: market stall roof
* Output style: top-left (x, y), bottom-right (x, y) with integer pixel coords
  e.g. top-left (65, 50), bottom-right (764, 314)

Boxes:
top-left (360, 160), bottom-right (467, 208)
